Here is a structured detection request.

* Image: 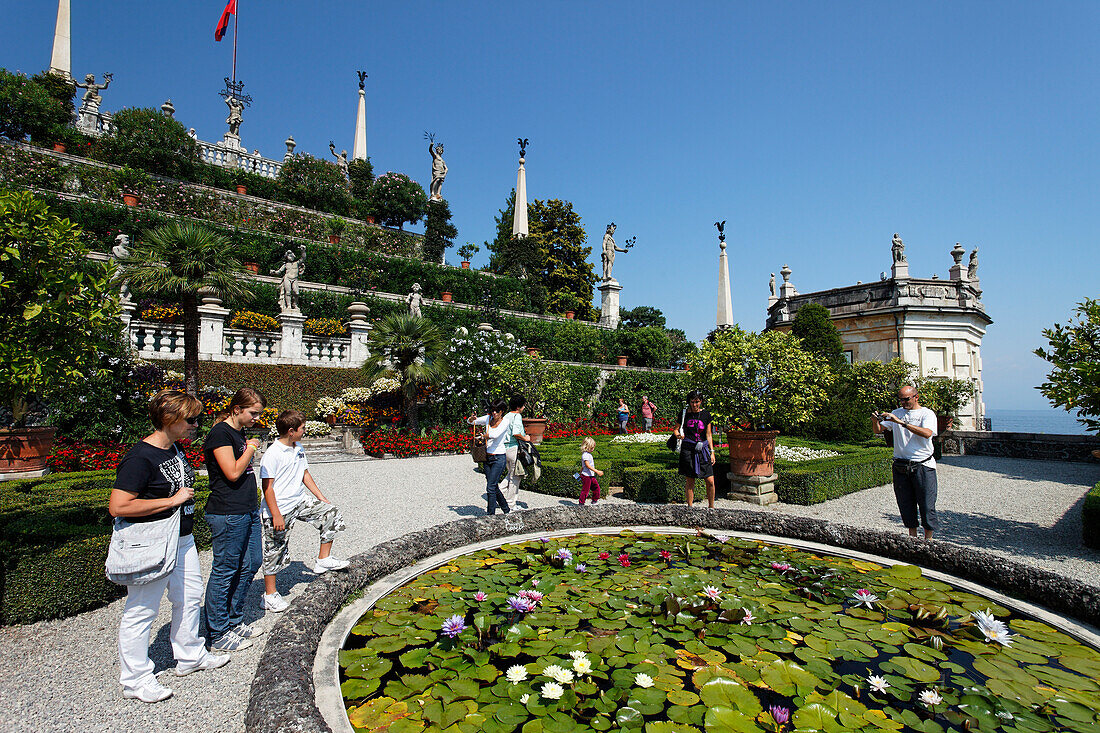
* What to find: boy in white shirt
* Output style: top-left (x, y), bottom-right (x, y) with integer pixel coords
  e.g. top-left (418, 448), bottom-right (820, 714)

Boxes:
top-left (258, 410), bottom-right (348, 613)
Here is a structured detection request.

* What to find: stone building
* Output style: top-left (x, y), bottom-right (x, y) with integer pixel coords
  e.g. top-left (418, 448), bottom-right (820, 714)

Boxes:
top-left (765, 240), bottom-right (991, 430)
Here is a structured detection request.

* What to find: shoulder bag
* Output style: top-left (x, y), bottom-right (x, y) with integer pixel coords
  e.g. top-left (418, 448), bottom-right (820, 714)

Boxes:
top-left (105, 508), bottom-right (181, 586)
top-left (470, 423), bottom-right (487, 463)
top-left (666, 409), bottom-right (686, 452)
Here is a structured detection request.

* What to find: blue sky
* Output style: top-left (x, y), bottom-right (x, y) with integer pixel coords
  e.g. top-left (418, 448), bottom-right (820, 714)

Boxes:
top-left (3, 1), bottom-right (1097, 411)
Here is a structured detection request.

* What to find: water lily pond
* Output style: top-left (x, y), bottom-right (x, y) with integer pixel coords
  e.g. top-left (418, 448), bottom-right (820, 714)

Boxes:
top-left (339, 531), bottom-right (1100, 732)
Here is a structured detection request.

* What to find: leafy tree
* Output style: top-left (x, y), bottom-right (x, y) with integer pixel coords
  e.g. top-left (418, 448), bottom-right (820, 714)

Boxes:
top-left (347, 158), bottom-right (374, 201)
top-left (620, 306), bottom-right (667, 330)
top-left (0, 68), bottom-right (75, 143)
top-left (489, 354), bottom-right (578, 421)
top-left (689, 326), bottom-right (835, 432)
top-left (791, 303), bottom-right (846, 369)
top-left (99, 107), bottom-right (200, 180)
top-left (422, 198), bottom-right (458, 264)
top-left (48, 332), bottom-right (147, 441)
top-left (277, 153), bottom-right (351, 214)
top-left (366, 172), bottom-right (427, 229)
top-left (0, 190), bottom-right (118, 426)
top-left (616, 326), bottom-right (674, 368)
top-left (362, 314), bottom-right (448, 431)
top-left (667, 328), bottom-right (698, 369)
top-left (802, 358), bottom-right (916, 442)
top-left (1035, 298), bottom-right (1100, 432)
top-left (531, 199), bottom-right (598, 319)
top-left (121, 222), bottom-right (253, 395)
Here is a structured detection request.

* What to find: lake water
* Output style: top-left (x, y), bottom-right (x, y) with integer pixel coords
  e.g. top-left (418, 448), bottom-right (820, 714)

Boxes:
top-left (985, 408), bottom-right (1092, 435)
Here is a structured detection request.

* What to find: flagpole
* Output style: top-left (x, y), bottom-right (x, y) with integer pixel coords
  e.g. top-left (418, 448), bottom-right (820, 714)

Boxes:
top-left (232, 0), bottom-right (238, 82)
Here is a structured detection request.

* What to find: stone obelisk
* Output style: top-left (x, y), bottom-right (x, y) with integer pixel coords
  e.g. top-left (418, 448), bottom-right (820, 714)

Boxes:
top-left (352, 71), bottom-right (367, 161)
top-left (49, 0), bottom-right (72, 79)
top-left (716, 224), bottom-right (733, 329)
top-left (512, 138), bottom-right (529, 238)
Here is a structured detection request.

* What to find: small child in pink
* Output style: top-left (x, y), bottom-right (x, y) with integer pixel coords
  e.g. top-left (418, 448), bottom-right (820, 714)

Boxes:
top-left (579, 437), bottom-right (603, 505)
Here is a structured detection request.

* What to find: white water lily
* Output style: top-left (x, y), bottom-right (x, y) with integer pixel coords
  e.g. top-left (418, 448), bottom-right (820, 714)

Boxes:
top-left (635, 673), bottom-right (655, 688)
top-left (506, 665), bottom-right (528, 685)
top-left (573, 657), bottom-right (593, 674)
top-left (519, 693), bottom-right (530, 704)
top-left (569, 650), bottom-right (588, 660)
top-left (701, 586), bottom-right (722, 601)
top-left (541, 682), bottom-right (564, 700)
top-left (867, 674), bottom-right (890, 693)
top-left (918, 689), bottom-right (943, 707)
top-left (850, 589), bottom-right (880, 608)
top-left (980, 624), bottom-right (1015, 647)
top-left (542, 664), bottom-right (567, 681)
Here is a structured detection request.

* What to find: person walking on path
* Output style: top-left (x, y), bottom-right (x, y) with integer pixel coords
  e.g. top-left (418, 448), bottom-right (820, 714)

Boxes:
top-left (502, 395), bottom-right (531, 511)
top-left (673, 391), bottom-right (717, 508)
top-left (470, 399), bottom-right (512, 515)
top-left (202, 388), bottom-right (266, 654)
top-left (873, 385), bottom-right (939, 540)
top-left (578, 436), bottom-right (603, 505)
top-left (109, 390), bottom-right (230, 703)
top-left (617, 398), bottom-right (630, 434)
top-left (640, 396), bottom-right (656, 432)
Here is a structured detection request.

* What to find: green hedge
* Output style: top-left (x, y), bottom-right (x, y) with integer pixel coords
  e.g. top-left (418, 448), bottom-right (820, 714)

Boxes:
top-left (593, 371), bottom-right (691, 426)
top-left (1084, 482), bottom-right (1100, 551)
top-left (0, 471), bottom-right (213, 625)
top-left (775, 448), bottom-right (893, 505)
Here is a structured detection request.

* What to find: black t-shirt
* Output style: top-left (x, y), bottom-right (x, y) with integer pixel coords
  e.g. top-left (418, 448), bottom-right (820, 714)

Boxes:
top-left (203, 421), bottom-right (258, 514)
top-left (114, 441), bottom-right (195, 536)
top-left (682, 410), bottom-right (712, 445)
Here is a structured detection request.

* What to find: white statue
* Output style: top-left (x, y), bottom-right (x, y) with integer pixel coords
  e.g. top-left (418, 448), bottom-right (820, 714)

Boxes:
top-left (329, 141), bottom-right (349, 177)
top-left (271, 245), bottom-right (307, 312)
top-left (428, 138), bottom-right (447, 201)
top-left (110, 233), bottom-right (131, 302)
top-left (968, 248), bottom-right (979, 280)
top-left (225, 96), bottom-right (245, 137)
top-left (407, 283), bottom-right (424, 318)
top-left (601, 223), bottom-right (628, 281)
top-left (891, 232), bottom-right (906, 263)
top-left (769, 273), bottom-right (776, 297)
top-left (75, 72), bottom-right (112, 115)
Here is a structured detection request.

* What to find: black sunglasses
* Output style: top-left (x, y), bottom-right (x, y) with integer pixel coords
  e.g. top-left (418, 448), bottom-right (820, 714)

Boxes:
top-left (184, 414), bottom-right (204, 425)
top-left (898, 395), bottom-right (916, 403)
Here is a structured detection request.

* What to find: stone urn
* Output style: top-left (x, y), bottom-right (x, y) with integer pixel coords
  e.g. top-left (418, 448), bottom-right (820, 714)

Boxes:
top-left (522, 417), bottom-right (549, 445)
top-left (565, 311), bottom-right (575, 319)
top-left (122, 193), bottom-right (140, 207)
top-left (53, 143), bottom-right (66, 153)
top-left (236, 184), bottom-right (248, 195)
top-left (461, 261), bottom-right (471, 269)
top-left (0, 426), bottom-right (57, 474)
top-left (347, 301), bottom-right (371, 323)
top-left (616, 355), bottom-right (628, 366)
top-left (726, 429), bottom-right (779, 477)
top-left (441, 291), bottom-right (452, 302)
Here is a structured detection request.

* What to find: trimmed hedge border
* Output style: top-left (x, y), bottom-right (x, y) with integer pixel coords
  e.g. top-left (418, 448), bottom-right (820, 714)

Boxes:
top-left (244, 505), bottom-right (1100, 733)
top-left (776, 449), bottom-right (894, 504)
top-left (1085, 481), bottom-right (1100, 551)
top-left (0, 471), bottom-right (213, 625)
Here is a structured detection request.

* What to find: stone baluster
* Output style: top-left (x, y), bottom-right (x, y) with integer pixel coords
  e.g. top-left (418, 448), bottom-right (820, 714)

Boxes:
top-left (346, 301), bottom-right (371, 367)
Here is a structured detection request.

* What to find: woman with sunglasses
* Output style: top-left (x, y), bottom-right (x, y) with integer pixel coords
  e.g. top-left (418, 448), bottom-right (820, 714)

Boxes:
top-left (109, 390), bottom-right (230, 703)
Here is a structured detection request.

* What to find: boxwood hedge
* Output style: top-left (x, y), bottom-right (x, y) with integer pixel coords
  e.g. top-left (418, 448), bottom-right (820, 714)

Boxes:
top-left (1084, 481), bottom-right (1100, 551)
top-left (0, 471), bottom-right (213, 625)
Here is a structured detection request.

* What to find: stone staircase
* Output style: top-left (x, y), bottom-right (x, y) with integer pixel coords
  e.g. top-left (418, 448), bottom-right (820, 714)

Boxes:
top-left (296, 435), bottom-right (370, 464)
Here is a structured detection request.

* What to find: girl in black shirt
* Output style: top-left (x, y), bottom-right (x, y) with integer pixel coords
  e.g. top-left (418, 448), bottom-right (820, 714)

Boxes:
top-left (672, 390), bottom-right (718, 508)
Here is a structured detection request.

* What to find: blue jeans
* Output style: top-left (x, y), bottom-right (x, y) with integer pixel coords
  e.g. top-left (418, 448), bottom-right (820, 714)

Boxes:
top-left (204, 511), bottom-right (261, 642)
top-left (485, 453), bottom-right (509, 515)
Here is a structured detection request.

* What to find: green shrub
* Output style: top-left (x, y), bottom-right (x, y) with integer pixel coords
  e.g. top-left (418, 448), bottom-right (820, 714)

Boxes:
top-left (367, 172), bottom-right (427, 229)
top-left (0, 69), bottom-right (74, 143)
top-left (622, 466), bottom-right (687, 503)
top-left (594, 371), bottom-right (691, 425)
top-left (277, 153), bottom-right (351, 214)
top-left (0, 471), bottom-right (213, 625)
top-left (98, 107), bottom-right (199, 180)
top-left (776, 448), bottom-right (893, 505)
top-left (1084, 481), bottom-right (1100, 551)
top-left (347, 158), bottom-right (374, 201)
top-left (615, 326), bottom-right (674, 368)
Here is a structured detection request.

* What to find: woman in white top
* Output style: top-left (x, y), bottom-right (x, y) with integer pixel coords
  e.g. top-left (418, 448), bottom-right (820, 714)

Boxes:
top-left (502, 395), bottom-right (531, 511)
top-left (469, 398), bottom-right (512, 514)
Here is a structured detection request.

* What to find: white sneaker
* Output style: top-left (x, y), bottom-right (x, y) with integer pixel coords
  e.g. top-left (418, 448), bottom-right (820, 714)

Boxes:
top-left (122, 679), bottom-right (173, 703)
top-left (314, 556), bottom-right (349, 572)
top-left (232, 622), bottom-right (265, 639)
top-left (262, 592), bottom-right (290, 613)
top-left (175, 653), bottom-right (231, 676)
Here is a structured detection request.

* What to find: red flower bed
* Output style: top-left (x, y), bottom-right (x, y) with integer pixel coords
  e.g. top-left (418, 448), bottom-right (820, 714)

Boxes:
top-left (359, 427), bottom-right (469, 458)
top-left (47, 438), bottom-right (204, 473)
top-left (543, 416), bottom-right (676, 440)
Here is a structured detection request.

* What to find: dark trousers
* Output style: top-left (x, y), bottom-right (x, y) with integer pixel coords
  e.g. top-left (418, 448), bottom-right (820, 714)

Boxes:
top-left (892, 461), bottom-right (938, 531)
top-left (485, 453), bottom-right (510, 515)
top-left (579, 475), bottom-right (601, 504)
top-left (204, 510), bottom-right (261, 641)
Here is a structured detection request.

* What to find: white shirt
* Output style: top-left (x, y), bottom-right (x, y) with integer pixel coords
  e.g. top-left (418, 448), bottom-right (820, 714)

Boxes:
top-left (472, 415), bottom-right (511, 455)
top-left (888, 407), bottom-right (938, 467)
top-left (580, 451), bottom-right (596, 476)
top-left (259, 440), bottom-right (310, 517)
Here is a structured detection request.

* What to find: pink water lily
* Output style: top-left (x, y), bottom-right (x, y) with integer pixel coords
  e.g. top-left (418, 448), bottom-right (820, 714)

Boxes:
top-left (473, 591), bottom-right (487, 602)
top-left (702, 586), bottom-right (722, 601)
top-left (659, 550), bottom-right (672, 560)
top-left (851, 589), bottom-right (880, 609)
top-left (771, 561), bottom-right (791, 572)
top-left (740, 608), bottom-right (755, 625)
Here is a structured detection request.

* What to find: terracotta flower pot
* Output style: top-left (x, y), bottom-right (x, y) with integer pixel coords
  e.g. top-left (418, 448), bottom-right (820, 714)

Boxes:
top-left (328, 234), bottom-right (341, 245)
top-left (53, 143), bottom-right (66, 153)
top-left (726, 429), bottom-right (779, 477)
top-left (244, 261), bottom-right (259, 274)
top-left (937, 415), bottom-right (954, 434)
top-left (0, 426), bottom-right (57, 474)
top-left (236, 184), bottom-right (248, 195)
top-left (461, 261), bottom-right (470, 269)
top-left (324, 414), bottom-right (337, 426)
top-left (526, 347), bottom-right (539, 357)
top-left (616, 355), bottom-right (628, 366)
top-left (365, 216), bottom-right (376, 224)
top-left (122, 193), bottom-right (140, 207)
top-left (565, 311), bottom-right (575, 319)
top-left (522, 417), bottom-right (548, 445)
top-left (441, 291), bottom-right (452, 302)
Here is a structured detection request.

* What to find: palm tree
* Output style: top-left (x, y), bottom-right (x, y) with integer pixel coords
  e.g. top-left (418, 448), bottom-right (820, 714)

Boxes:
top-left (363, 314), bottom-right (448, 432)
top-left (121, 222), bottom-right (252, 395)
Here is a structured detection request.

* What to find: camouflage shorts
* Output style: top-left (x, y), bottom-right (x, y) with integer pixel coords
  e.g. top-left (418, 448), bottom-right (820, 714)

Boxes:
top-left (261, 494), bottom-right (346, 575)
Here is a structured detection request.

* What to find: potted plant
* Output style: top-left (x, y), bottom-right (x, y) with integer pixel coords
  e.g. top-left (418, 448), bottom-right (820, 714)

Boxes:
top-left (565, 311), bottom-right (575, 320)
top-left (915, 373), bottom-right (976, 435)
top-left (236, 235), bottom-right (263, 274)
top-left (457, 242), bottom-right (479, 269)
top-left (53, 142), bottom-right (66, 154)
top-left (236, 183), bottom-right (248, 195)
top-left (689, 327), bottom-right (834, 477)
top-left (526, 347), bottom-right (539, 357)
top-left (441, 291), bottom-right (453, 302)
top-left (328, 217), bottom-right (347, 244)
top-left (489, 354), bottom-right (565, 444)
top-left (616, 355), bottom-right (628, 366)
top-left (315, 396), bottom-right (346, 426)
top-left (116, 166), bottom-right (151, 207)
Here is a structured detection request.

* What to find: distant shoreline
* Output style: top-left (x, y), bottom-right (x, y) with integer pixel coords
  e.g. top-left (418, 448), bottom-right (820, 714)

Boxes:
top-left (984, 408), bottom-right (1091, 436)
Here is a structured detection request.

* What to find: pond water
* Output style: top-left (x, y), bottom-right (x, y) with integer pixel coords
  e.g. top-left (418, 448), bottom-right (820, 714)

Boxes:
top-left (339, 531), bottom-right (1100, 732)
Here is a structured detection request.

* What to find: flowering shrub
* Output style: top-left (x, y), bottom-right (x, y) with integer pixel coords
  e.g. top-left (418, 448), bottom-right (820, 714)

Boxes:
top-left (359, 426), bottom-right (468, 457)
top-left (230, 310), bottom-right (280, 332)
top-left (314, 396), bottom-right (346, 418)
top-left (140, 304), bottom-right (182, 323)
top-left (775, 444), bottom-right (840, 462)
top-left (340, 379), bottom-right (400, 403)
top-left (270, 419), bottom-right (330, 438)
top-left (610, 432), bottom-right (672, 444)
top-left (304, 317), bottom-right (347, 337)
top-left (365, 171), bottom-right (427, 228)
top-left (338, 403), bottom-right (400, 431)
top-left (433, 327), bottom-right (525, 422)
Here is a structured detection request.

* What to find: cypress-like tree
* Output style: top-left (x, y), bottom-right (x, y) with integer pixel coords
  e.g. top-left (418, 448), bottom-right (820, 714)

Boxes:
top-left (422, 198), bottom-right (458, 263)
top-left (791, 303), bottom-right (847, 369)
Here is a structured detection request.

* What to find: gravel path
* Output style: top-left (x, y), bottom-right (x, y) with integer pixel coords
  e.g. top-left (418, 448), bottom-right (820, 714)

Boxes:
top-left (1, 453), bottom-right (1097, 732)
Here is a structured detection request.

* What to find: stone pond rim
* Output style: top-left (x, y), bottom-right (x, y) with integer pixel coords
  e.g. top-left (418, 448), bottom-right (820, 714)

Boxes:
top-left (244, 504), bottom-right (1100, 733)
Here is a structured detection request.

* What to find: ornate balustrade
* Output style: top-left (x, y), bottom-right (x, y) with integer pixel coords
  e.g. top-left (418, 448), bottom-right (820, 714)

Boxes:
top-left (130, 320), bottom-right (185, 357)
top-left (224, 328), bottom-right (280, 360)
top-left (303, 335), bottom-right (351, 364)
top-left (196, 140), bottom-right (284, 178)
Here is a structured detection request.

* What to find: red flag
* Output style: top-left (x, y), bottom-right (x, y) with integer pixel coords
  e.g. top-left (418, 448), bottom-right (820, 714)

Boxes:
top-left (215, 0), bottom-right (237, 42)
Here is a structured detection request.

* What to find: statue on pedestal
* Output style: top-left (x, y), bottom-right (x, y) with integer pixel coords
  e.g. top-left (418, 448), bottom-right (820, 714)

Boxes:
top-left (769, 273), bottom-right (776, 297)
top-left (225, 96), bottom-right (245, 138)
top-left (406, 283), bottom-right (424, 318)
top-left (425, 132), bottom-right (447, 201)
top-left (329, 141), bottom-right (349, 177)
top-left (891, 233), bottom-right (906, 263)
top-left (271, 245), bottom-right (307, 312)
top-left (110, 233), bottom-right (131, 302)
top-left (75, 72), bottom-right (112, 115)
top-left (968, 248), bottom-right (979, 280)
top-left (601, 223), bottom-right (629, 281)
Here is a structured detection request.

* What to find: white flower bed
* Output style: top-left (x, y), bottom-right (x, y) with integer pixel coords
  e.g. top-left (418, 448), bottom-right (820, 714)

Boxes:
top-left (610, 433), bottom-right (672, 444)
top-left (270, 420), bottom-right (332, 438)
top-left (340, 378), bottom-right (400, 403)
top-left (775, 444), bottom-right (840, 462)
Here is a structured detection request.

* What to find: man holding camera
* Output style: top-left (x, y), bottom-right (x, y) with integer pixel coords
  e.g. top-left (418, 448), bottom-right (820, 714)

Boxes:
top-left (872, 385), bottom-right (938, 540)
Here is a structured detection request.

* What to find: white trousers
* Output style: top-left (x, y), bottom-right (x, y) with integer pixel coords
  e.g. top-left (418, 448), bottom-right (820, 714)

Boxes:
top-left (502, 446), bottom-right (522, 510)
top-left (118, 533), bottom-right (207, 690)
